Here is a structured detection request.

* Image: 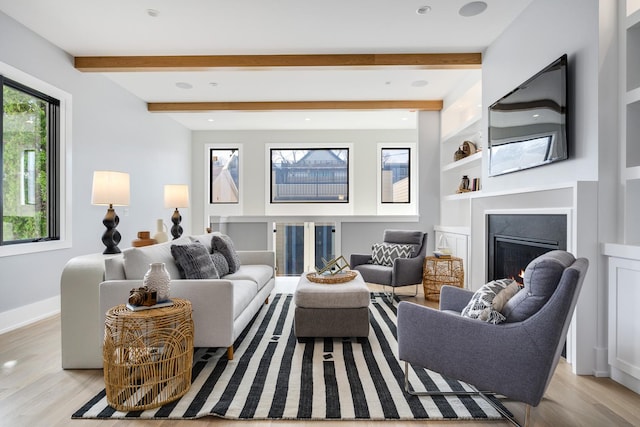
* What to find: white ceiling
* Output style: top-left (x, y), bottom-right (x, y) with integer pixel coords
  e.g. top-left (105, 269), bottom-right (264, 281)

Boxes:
top-left (0, 0), bottom-right (533, 130)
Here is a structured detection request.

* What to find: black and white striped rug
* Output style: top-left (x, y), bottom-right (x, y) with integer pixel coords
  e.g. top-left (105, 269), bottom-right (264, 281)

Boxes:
top-left (73, 293), bottom-right (507, 421)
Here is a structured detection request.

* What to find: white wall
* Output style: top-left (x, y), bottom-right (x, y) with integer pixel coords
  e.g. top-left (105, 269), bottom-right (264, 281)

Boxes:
top-left (0, 12), bottom-right (191, 323)
top-left (190, 112), bottom-right (440, 256)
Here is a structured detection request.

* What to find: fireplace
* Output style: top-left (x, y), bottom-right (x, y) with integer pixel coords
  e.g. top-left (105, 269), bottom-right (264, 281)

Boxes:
top-left (487, 214), bottom-right (567, 282)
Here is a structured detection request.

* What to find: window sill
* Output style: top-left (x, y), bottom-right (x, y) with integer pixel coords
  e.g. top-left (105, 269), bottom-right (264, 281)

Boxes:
top-left (0, 239), bottom-right (71, 258)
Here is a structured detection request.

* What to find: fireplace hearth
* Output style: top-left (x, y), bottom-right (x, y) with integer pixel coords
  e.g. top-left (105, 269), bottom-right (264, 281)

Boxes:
top-left (487, 214), bottom-right (567, 282)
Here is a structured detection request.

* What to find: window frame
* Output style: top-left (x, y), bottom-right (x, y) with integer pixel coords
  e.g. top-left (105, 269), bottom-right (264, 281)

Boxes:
top-left (265, 143), bottom-right (354, 217)
top-left (376, 142), bottom-right (417, 216)
top-left (204, 143), bottom-right (244, 220)
top-left (0, 61), bottom-right (71, 257)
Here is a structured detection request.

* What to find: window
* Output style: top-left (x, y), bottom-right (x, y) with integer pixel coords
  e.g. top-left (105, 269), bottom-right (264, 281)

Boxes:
top-left (209, 148), bottom-right (239, 203)
top-left (270, 148), bottom-right (349, 203)
top-left (1, 76), bottom-right (60, 245)
top-left (381, 147), bottom-right (410, 203)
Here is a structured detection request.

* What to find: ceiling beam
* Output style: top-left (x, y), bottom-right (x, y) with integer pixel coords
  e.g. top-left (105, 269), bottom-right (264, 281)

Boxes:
top-left (75, 53), bottom-right (481, 72)
top-left (147, 100), bottom-right (443, 112)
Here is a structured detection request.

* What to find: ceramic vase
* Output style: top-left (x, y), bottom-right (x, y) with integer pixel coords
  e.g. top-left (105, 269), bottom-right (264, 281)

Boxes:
top-left (153, 219), bottom-right (169, 243)
top-left (143, 262), bottom-right (171, 302)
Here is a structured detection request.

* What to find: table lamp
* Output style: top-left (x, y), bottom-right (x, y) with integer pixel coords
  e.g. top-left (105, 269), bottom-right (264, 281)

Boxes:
top-left (91, 171), bottom-right (130, 254)
top-left (164, 184), bottom-right (189, 239)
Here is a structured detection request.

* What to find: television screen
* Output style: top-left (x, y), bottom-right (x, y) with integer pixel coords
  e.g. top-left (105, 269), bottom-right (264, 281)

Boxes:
top-left (488, 54), bottom-right (568, 176)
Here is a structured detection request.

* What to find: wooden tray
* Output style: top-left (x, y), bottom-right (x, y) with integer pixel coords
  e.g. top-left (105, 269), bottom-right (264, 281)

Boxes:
top-left (306, 270), bottom-right (357, 284)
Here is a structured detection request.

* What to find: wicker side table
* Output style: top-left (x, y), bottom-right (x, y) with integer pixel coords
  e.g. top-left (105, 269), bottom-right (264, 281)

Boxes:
top-left (103, 298), bottom-right (194, 411)
top-left (423, 256), bottom-right (464, 301)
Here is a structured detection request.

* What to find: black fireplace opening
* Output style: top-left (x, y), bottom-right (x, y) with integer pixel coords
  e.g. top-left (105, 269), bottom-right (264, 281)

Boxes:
top-left (487, 214), bottom-right (567, 283)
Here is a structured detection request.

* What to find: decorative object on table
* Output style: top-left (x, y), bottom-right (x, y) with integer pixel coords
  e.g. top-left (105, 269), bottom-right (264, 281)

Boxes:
top-left (132, 230), bottom-right (157, 247)
top-left (306, 270), bottom-right (357, 284)
top-left (128, 285), bottom-right (157, 307)
top-left (164, 184), bottom-right (190, 239)
top-left (422, 255), bottom-right (464, 301)
top-left (436, 234), bottom-right (451, 255)
top-left (153, 219), bottom-right (169, 243)
top-left (314, 255), bottom-right (350, 275)
top-left (102, 298), bottom-right (193, 411)
top-left (91, 170), bottom-right (130, 254)
top-left (457, 175), bottom-right (471, 193)
top-left (143, 262), bottom-right (171, 302)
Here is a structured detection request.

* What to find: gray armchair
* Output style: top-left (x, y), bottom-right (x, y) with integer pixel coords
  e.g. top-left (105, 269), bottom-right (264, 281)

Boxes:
top-left (397, 250), bottom-right (588, 426)
top-left (350, 229), bottom-right (427, 299)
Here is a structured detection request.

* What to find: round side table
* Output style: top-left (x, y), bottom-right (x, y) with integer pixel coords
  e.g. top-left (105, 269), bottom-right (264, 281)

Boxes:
top-left (103, 298), bottom-right (194, 411)
top-left (423, 256), bottom-right (464, 301)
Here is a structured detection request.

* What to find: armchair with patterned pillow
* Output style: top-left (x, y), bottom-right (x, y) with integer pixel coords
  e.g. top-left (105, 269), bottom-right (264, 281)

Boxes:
top-left (350, 229), bottom-right (427, 299)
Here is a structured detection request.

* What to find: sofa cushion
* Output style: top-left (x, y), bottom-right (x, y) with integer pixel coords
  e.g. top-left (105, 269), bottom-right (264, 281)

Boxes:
top-left (352, 263), bottom-right (393, 285)
top-left (502, 250), bottom-right (575, 323)
top-left (171, 242), bottom-right (219, 279)
top-left (210, 252), bottom-right (230, 277)
top-left (224, 265), bottom-right (273, 291)
top-left (122, 236), bottom-right (190, 279)
top-left (189, 232), bottom-right (216, 253)
top-left (212, 234), bottom-right (242, 273)
top-left (231, 280), bottom-right (259, 319)
top-left (371, 242), bottom-right (414, 267)
top-left (461, 279), bottom-right (517, 324)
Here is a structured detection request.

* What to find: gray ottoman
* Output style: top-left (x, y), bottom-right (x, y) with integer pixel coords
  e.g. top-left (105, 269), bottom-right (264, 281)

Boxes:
top-left (294, 271), bottom-right (370, 338)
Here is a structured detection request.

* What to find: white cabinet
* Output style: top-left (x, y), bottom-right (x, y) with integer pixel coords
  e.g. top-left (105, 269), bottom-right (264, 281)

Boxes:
top-left (434, 226), bottom-right (470, 289)
top-left (604, 244), bottom-right (640, 394)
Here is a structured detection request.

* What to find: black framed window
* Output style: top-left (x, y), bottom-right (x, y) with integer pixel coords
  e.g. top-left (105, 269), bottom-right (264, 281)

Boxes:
top-left (1, 76), bottom-right (60, 245)
top-left (209, 148), bottom-right (239, 204)
top-left (381, 147), bottom-right (410, 203)
top-left (270, 148), bottom-right (349, 203)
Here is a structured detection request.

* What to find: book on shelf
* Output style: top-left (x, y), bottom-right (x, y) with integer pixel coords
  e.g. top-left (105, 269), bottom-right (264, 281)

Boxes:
top-left (126, 299), bottom-right (175, 311)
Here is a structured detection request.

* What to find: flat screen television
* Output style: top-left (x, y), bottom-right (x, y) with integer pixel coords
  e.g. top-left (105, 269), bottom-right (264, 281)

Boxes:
top-left (488, 54), bottom-right (568, 176)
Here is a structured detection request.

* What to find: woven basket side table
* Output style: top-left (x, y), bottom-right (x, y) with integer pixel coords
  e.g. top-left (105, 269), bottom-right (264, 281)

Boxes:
top-left (423, 256), bottom-right (465, 302)
top-left (103, 298), bottom-right (194, 411)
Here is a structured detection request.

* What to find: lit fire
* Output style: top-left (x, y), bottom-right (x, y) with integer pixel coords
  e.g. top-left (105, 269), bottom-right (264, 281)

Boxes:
top-left (510, 269), bottom-right (525, 284)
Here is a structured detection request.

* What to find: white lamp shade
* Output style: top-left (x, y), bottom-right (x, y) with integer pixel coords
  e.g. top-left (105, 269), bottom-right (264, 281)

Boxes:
top-left (91, 171), bottom-right (130, 206)
top-left (164, 184), bottom-right (190, 208)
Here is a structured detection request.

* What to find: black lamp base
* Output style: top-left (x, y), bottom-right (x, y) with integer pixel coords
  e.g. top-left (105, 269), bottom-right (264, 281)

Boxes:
top-left (101, 205), bottom-right (122, 254)
top-left (171, 208), bottom-right (183, 239)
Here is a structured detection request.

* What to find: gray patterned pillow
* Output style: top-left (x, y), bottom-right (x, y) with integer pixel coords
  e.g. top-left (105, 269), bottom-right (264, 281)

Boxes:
top-left (170, 242), bottom-right (219, 279)
top-left (461, 279), bottom-right (518, 324)
top-left (371, 242), bottom-right (414, 267)
top-left (211, 234), bottom-right (241, 273)
top-left (210, 252), bottom-right (230, 277)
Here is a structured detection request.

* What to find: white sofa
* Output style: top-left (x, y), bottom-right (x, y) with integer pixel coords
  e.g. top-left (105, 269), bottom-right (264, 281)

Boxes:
top-left (60, 234), bottom-right (275, 369)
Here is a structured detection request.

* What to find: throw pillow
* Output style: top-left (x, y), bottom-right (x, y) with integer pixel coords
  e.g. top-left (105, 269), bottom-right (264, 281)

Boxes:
top-left (211, 234), bottom-right (242, 273)
top-left (371, 242), bottom-right (414, 267)
top-left (210, 251), bottom-right (230, 277)
top-left (170, 242), bottom-right (219, 279)
top-left (492, 281), bottom-right (522, 313)
top-left (461, 278), bottom-right (517, 324)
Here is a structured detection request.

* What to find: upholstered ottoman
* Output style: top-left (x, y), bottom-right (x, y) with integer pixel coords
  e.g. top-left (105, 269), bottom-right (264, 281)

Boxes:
top-left (294, 271), bottom-right (370, 338)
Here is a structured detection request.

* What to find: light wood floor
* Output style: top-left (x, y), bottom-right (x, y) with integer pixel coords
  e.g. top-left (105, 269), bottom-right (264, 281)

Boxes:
top-left (1, 281), bottom-right (639, 427)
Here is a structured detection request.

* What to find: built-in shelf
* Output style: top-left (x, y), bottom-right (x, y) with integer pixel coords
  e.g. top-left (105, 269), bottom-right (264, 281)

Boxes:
top-left (624, 166), bottom-right (640, 180)
top-left (440, 115), bottom-right (481, 144)
top-left (627, 87), bottom-right (640, 104)
top-left (443, 191), bottom-right (481, 201)
top-left (442, 151), bottom-right (482, 172)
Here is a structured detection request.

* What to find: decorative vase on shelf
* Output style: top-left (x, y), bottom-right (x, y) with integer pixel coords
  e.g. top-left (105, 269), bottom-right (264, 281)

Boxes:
top-left (143, 262), bottom-right (171, 302)
top-left (153, 219), bottom-right (169, 243)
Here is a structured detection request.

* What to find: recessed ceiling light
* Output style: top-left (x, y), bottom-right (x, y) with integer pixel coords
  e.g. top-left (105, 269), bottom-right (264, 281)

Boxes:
top-left (459, 1), bottom-right (487, 17)
top-left (209, 82), bottom-right (218, 87)
top-left (304, 118), bottom-right (311, 121)
top-left (175, 82), bottom-right (193, 89)
top-left (401, 117), bottom-right (409, 121)
top-left (411, 80), bottom-right (429, 87)
top-left (146, 9), bottom-right (160, 18)
top-left (416, 5), bottom-right (432, 15)
top-left (207, 118), bottom-right (215, 122)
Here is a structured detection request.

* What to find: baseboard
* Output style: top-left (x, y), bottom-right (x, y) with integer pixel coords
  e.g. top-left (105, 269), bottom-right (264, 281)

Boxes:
top-left (611, 367), bottom-right (640, 394)
top-left (0, 295), bottom-right (60, 335)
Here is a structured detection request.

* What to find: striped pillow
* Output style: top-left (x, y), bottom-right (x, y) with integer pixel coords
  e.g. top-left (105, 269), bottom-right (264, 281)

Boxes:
top-left (371, 243), bottom-right (414, 267)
